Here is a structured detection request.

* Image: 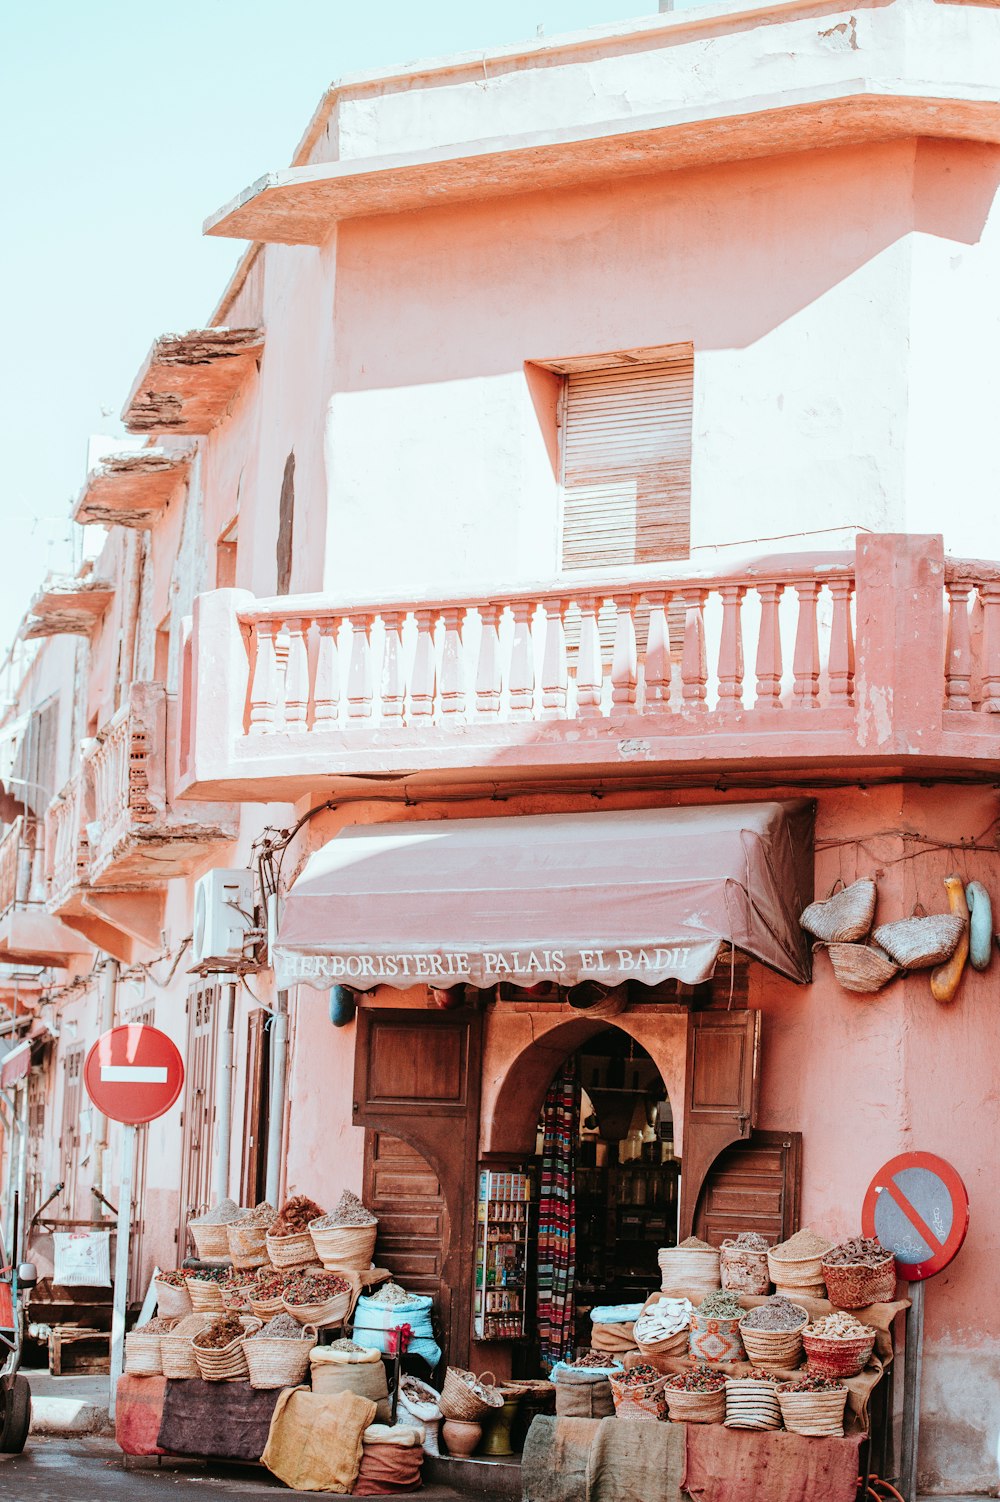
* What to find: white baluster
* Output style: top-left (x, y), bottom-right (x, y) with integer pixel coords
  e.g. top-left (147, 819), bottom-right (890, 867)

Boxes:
top-left (680, 590), bottom-right (708, 709)
top-left (313, 617), bottom-right (341, 727)
top-left (541, 599), bottom-right (568, 717)
top-left (346, 614), bottom-right (374, 721)
top-left (643, 591), bottom-right (672, 710)
top-left (508, 601), bottom-right (536, 720)
top-left (716, 584), bottom-right (745, 708)
top-left (249, 618), bottom-right (280, 732)
top-left (284, 617), bottom-right (311, 727)
top-left (828, 578), bottom-right (855, 705)
top-left (792, 581), bottom-right (821, 708)
top-left (410, 610), bottom-right (437, 719)
top-left (754, 583), bottom-right (784, 708)
top-left (440, 608), bottom-right (466, 720)
top-left (380, 612), bottom-right (405, 721)
top-left (611, 595), bottom-right (638, 709)
top-left (575, 596), bottom-right (605, 718)
top-left (475, 603), bottom-right (503, 717)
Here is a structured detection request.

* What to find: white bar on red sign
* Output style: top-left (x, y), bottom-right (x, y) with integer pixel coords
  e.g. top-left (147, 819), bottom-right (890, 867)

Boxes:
top-left (100, 1066), bottom-right (169, 1084)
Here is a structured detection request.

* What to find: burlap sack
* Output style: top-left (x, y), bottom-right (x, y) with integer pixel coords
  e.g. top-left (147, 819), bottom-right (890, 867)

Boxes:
top-left (553, 1369), bottom-right (614, 1419)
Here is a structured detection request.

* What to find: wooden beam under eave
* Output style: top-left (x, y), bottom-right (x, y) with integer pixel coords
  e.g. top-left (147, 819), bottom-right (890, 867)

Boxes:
top-left (122, 328), bottom-right (264, 435)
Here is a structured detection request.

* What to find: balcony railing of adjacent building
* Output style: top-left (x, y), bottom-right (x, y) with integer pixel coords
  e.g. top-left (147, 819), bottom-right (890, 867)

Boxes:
top-left (0, 811), bottom-right (89, 968)
top-left (0, 818), bottom-right (35, 919)
top-left (176, 534), bottom-right (1000, 801)
top-left (44, 777), bottom-right (88, 918)
top-left (85, 682), bottom-right (238, 886)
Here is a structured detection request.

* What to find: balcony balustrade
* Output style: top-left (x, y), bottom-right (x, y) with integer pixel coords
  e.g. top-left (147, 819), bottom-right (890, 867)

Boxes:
top-left (176, 535), bottom-right (1000, 802)
top-left (0, 815), bottom-right (89, 969)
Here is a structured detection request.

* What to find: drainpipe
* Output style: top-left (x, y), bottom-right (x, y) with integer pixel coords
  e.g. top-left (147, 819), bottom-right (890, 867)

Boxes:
top-left (13, 1081), bottom-right (28, 1263)
top-left (213, 980), bottom-right (236, 1207)
top-left (94, 958), bottom-right (119, 1198)
top-left (264, 991), bottom-right (288, 1207)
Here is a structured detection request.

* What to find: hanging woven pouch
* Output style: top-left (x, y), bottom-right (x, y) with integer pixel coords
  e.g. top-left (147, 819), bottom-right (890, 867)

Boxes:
top-left (872, 914), bottom-right (965, 970)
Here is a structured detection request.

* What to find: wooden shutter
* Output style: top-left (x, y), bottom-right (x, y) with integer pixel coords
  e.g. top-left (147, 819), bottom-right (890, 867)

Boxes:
top-left (694, 1130), bottom-right (802, 1246)
top-left (177, 982), bottom-right (220, 1254)
top-left (354, 1008), bottom-right (482, 1368)
top-left (678, 1007), bottom-right (761, 1239)
top-left (561, 355), bottom-right (693, 571)
top-left (240, 1007), bottom-right (270, 1209)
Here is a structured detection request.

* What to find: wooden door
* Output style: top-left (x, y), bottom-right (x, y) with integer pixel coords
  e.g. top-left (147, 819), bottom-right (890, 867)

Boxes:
top-left (177, 982), bottom-right (220, 1255)
top-left (694, 1130), bottom-right (801, 1246)
top-left (678, 1007), bottom-right (760, 1238)
top-left (355, 1008), bottom-right (482, 1369)
top-left (240, 1007), bottom-right (270, 1209)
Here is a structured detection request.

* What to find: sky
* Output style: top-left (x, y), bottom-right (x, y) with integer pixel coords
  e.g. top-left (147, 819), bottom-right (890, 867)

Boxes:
top-left (0, 0), bottom-right (687, 649)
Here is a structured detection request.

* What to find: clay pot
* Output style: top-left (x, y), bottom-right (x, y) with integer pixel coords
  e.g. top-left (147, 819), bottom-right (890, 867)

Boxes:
top-left (442, 1419), bottom-right (482, 1457)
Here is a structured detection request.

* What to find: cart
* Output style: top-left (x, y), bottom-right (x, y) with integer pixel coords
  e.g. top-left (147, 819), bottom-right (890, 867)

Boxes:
top-left (25, 1186), bottom-right (115, 1375)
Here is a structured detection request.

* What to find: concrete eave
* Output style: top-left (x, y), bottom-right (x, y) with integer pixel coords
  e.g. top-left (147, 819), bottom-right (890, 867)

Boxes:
top-left (72, 448), bottom-right (193, 530)
top-left (22, 577), bottom-right (115, 640)
top-left (204, 81), bottom-right (1000, 245)
top-left (0, 910), bottom-right (92, 969)
top-left (122, 327), bottom-right (265, 435)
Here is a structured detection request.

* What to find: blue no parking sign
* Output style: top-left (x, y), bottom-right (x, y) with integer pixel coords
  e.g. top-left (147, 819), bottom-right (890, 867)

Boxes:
top-left (862, 1152), bottom-right (969, 1281)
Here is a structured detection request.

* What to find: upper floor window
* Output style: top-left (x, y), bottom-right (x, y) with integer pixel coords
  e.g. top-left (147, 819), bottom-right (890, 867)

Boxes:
top-left (556, 344), bottom-right (694, 572)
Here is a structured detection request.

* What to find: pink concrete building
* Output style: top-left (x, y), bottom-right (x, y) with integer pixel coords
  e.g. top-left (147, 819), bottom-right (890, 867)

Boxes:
top-left (2, 0), bottom-right (1000, 1488)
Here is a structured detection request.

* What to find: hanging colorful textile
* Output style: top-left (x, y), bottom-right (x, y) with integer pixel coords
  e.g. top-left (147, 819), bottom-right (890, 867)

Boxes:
top-left (536, 1059), bottom-right (579, 1368)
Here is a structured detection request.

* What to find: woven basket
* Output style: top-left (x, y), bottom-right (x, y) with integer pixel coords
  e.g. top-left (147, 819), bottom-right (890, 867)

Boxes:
top-left (245, 1333), bottom-right (313, 1390)
top-left (266, 1230), bottom-right (317, 1269)
top-left (724, 1378), bottom-right (781, 1431)
top-left (190, 1221), bottom-right (234, 1260)
top-left (658, 1246), bottom-right (720, 1298)
top-left (250, 1292), bottom-right (286, 1321)
top-left (767, 1243), bottom-right (830, 1289)
top-left (739, 1307), bottom-right (808, 1368)
top-left (635, 1326), bottom-right (690, 1360)
top-left (186, 1277), bottom-right (226, 1313)
top-left (826, 942), bottom-right (899, 994)
top-left (777, 1386), bottom-right (848, 1436)
top-left (440, 1368), bottom-right (503, 1421)
top-left (802, 1329), bottom-right (875, 1378)
top-left (800, 879), bottom-right (877, 943)
top-left (309, 1220), bottom-right (377, 1272)
top-left (154, 1279), bottom-right (192, 1319)
top-left (220, 1275), bottom-right (258, 1313)
top-left (720, 1242), bottom-right (771, 1296)
top-left (192, 1316), bottom-right (261, 1382)
top-left (282, 1274), bottom-right (352, 1328)
top-left (774, 1280), bottom-right (826, 1302)
top-left (689, 1312), bottom-right (745, 1364)
top-left (125, 1326), bottom-right (174, 1376)
top-left (160, 1315), bottom-right (215, 1380)
top-left (227, 1220), bottom-right (272, 1270)
top-left (664, 1385), bottom-right (726, 1424)
top-left (873, 914), bottom-right (965, 970)
top-left (821, 1254), bottom-right (896, 1310)
top-left (609, 1371), bottom-right (670, 1422)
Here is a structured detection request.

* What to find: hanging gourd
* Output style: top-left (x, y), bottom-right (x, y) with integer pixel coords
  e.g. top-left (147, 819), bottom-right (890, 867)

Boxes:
top-left (930, 876), bottom-right (970, 1003)
top-left (965, 882), bottom-right (992, 971)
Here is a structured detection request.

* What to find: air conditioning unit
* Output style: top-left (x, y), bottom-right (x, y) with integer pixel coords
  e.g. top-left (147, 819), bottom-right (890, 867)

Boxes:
top-left (192, 868), bottom-right (255, 969)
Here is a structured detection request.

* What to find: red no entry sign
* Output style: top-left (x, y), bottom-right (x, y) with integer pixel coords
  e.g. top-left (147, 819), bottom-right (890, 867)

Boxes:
top-left (84, 1024), bottom-right (184, 1125)
top-left (862, 1152), bottom-right (969, 1281)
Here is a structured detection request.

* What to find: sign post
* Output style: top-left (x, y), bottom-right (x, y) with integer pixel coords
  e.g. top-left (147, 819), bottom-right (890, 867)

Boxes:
top-left (862, 1152), bottom-right (969, 1502)
top-left (83, 1025), bottom-right (184, 1422)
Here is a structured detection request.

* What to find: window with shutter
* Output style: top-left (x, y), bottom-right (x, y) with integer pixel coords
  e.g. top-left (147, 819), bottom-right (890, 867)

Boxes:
top-left (560, 352), bottom-right (693, 572)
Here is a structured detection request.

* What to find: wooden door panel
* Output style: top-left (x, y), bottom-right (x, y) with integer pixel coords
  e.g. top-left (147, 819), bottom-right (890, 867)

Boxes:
top-left (679, 1008), bottom-right (761, 1238)
top-left (694, 1131), bottom-right (802, 1247)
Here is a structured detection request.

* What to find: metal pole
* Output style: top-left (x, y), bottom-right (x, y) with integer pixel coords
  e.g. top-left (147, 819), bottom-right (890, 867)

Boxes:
top-left (900, 1279), bottom-right (925, 1502)
top-left (108, 1123), bottom-right (136, 1422)
top-left (212, 981), bottom-right (236, 1206)
top-left (94, 959), bottom-right (119, 1199)
top-left (13, 1082), bottom-right (28, 1263)
top-left (264, 992), bottom-right (288, 1207)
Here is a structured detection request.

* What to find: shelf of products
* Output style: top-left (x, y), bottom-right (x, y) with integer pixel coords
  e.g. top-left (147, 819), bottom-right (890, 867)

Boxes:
top-left (474, 1169), bottom-right (532, 1341)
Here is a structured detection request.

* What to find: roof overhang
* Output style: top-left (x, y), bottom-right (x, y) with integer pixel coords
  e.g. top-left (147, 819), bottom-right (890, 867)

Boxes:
top-left (205, 83), bottom-right (1000, 246)
top-left (0, 909), bottom-right (92, 969)
top-left (72, 448), bottom-right (193, 530)
top-left (22, 576), bottom-right (114, 640)
top-left (122, 328), bottom-right (265, 435)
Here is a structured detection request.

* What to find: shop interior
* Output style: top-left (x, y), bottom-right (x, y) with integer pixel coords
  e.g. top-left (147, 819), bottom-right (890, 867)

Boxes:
top-left (476, 1028), bottom-right (680, 1369)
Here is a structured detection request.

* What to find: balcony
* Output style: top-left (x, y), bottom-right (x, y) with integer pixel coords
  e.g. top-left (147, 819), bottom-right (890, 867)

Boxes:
top-left (175, 534), bottom-right (1000, 803)
top-left (0, 817), bottom-right (91, 969)
top-left (122, 328), bottom-right (264, 435)
top-left (72, 447), bottom-right (192, 530)
top-left (22, 574), bottom-right (114, 640)
top-left (86, 683), bottom-right (238, 894)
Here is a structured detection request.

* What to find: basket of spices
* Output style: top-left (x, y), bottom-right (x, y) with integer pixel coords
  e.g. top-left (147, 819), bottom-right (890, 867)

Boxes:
top-left (192, 1313), bottom-right (262, 1382)
top-left (802, 1312), bottom-right (875, 1378)
top-left (739, 1296), bottom-right (809, 1368)
top-left (244, 1313), bottom-right (313, 1390)
top-left (249, 1268), bottom-right (291, 1320)
top-left (608, 1363), bottom-right (671, 1421)
top-left (689, 1289), bottom-right (746, 1364)
top-left (189, 1198), bottom-right (245, 1260)
top-left (227, 1202), bottom-right (276, 1270)
top-left (767, 1228), bottom-right (833, 1300)
top-left (440, 1368), bottom-right (504, 1422)
top-left (281, 1268), bottom-right (352, 1327)
top-left (724, 1371), bottom-right (781, 1431)
top-left (821, 1237), bottom-right (896, 1309)
top-left (185, 1265), bottom-right (230, 1312)
top-left (720, 1233), bottom-right (771, 1295)
top-left (309, 1190), bottom-right (378, 1271)
top-left (663, 1367), bottom-right (727, 1424)
top-left (633, 1297), bottom-right (693, 1359)
top-left (658, 1237), bottom-right (721, 1299)
top-left (776, 1375), bottom-right (848, 1436)
top-left (266, 1195), bottom-right (326, 1270)
top-left (154, 1269), bottom-right (192, 1319)
top-left (124, 1316), bottom-right (178, 1377)
top-left (160, 1314), bottom-right (216, 1379)
top-left (220, 1268), bottom-right (258, 1312)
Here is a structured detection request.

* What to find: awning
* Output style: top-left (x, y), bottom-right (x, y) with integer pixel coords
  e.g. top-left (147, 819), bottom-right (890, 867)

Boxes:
top-left (274, 800), bottom-right (814, 992)
top-left (0, 1039), bottom-right (31, 1089)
